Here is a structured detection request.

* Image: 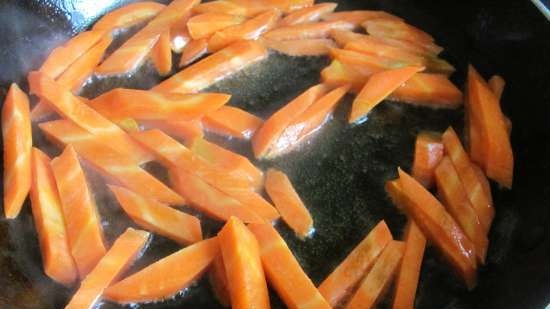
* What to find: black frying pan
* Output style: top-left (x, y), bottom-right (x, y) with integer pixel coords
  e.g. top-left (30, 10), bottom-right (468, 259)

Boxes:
top-left (1, 0), bottom-right (550, 308)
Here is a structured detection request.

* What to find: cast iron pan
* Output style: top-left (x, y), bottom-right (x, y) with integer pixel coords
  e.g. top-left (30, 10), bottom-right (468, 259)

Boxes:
top-left (1, 0), bottom-right (550, 308)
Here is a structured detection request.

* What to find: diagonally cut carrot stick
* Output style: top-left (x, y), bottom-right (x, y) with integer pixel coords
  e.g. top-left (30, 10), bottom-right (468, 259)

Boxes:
top-left (192, 0), bottom-right (265, 17)
top-left (187, 12), bottom-right (246, 40)
top-left (279, 2), bottom-right (337, 26)
top-left (151, 31), bottom-right (173, 76)
top-left (363, 19), bottom-right (434, 43)
top-left (322, 10), bottom-right (403, 28)
top-left (218, 217), bottom-right (270, 309)
top-left (2, 83), bottom-right (32, 219)
top-left (329, 48), bottom-right (408, 72)
top-left (320, 59), bottom-right (380, 92)
top-left (30, 148), bottom-right (78, 287)
top-left (169, 16), bottom-right (191, 53)
top-left (389, 73), bottom-right (463, 108)
top-left (64, 228), bottom-right (150, 309)
top-left (203, 106), bottom-right (263, 139)
top-left (263, 21), bottom-right (354, 41)
top-left (472, 163), bottom-right (493, 206)
top-left (39, 120), bottom-right (185, 205)
top-left (231, 0), bottom-right (313, 13)
top-left (92, 2), bottom-right (166, 32)
top-left (109, 185), bottom-right (202, 245)
top-left (141, 119), bottom-right (204, 143)
top-left (51, 145), bottom-right (106, 279)
top-left (249, 223), bottom-right (332, 309)
top-left (179, 38), bottom-right (209, 67)
top-left (262, 38), bottom-right (336, 56)
top-left (412, 131), bottom-right (444, 188)
top-left (209, 253), bottom-right (231, 306)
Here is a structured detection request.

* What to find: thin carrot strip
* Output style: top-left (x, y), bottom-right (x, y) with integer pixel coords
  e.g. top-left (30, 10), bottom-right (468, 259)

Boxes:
top-left (472, 163), bottom-right (493, 206)
top-left (64, 228), bottom-right (150, 309)
top-left (231, 0), bottom-right (313, 13)
top-left (218, 217), bottom-right (270, 309)
top-left (249, 223), bottom-right (332, 309)
top-left (187, 12), bottom-right (246, 40)
top-left (279, 2), bottom-right (337, 26)
top-left (203, 106), bottom-right (263, 139)
top-left (329, 48), bottom-right (408, 72)
top-left (262, 38), bottom-right (336, 56)
top-left (192, 0), bottom-right (267, 17)
top-left (2, 83), bottom-right (32, 218)
top-left (92, 2), bottom-right (166, 32)
top-left (179, 38), bottom-right (209, 67)
top-left (141, 119), bottom-right (204, 143)
top-left (389, 73), bottom-right (463, 108)
top-left (263, 21), bottom-right (354, 41)
top-left (169, 16), bottom-right (191, 53)
top-left (363, 19), bottom-right (434, 43)
top-left (322, 10), bottom-right (403, 28)
top-left (51, 146), bottom-right (106, 279)
top-left (209, 253), bottom-right (231, 306)
top-left (30, 148), bottom-right (77, 287)
top-left (320, 59), bottom-right (380, 92)
top-left (412, 131), bottom-right (444, 188)
top-left (151, 31), bottom-right (173, 76)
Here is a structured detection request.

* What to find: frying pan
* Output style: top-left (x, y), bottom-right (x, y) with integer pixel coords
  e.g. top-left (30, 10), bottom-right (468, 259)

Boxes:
top-left (1, 0), bottom-right (550, 308)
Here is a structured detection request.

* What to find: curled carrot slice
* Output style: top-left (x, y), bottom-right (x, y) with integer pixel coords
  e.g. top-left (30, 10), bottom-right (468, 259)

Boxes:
top-left (92, 1), bottom-right (166, 32)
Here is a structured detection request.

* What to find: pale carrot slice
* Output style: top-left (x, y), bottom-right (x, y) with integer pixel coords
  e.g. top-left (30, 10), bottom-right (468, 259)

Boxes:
top-left (249, 223), bottom-right (332, 309)
top-left (208, 9), bottom-right (281, 52)
top-left (192, 0), bottom-right (266, 17)
top-left (92, 1), bottom-right (166, 32)
top-left (2, 83), bottom-right (32, 218)
top-left (345, 241), bottom-right (405, 309)
top-left (179, 38), bottom-right (209, 67)
top-left (264, 169), bottom-right (313, 238)
top-left (262, 38), bottom-right (336, 56)
top-left (64, 228), bottom-right (150, 309)
top-left (169, 17), bottom-right (191, 53)
top-left (318, 220), bottom-right (392, 307)
top-left (39, 30), bottom-right (106, 79)
top-left (187, 12), bottom-right (246, 40)
top-left (279, 2), bottom-right (337, 26)
top-left (218, 217), bottom-right (270, 309)
top-left (51, 145), bottom-right (106, 279)
top-left (153, 40), bottom-right (268, 94)
top-left (109, 185), bottom-right (202, 245)
top-left (203, 106), bottom-right (263, 139)
top-left (96, 0), bottom-right (199, 75)
top-left (412, 131), bottom-right (444, 188)
top-left (349, 66), bottom-right (424, 124)
top-left (389, 73), bottom-right (463, 108)
top-left (263, 21), bottom-right (354, 41)
top-left (209, 253), bottom-right (231, 306)
top-left (252, 84), bottom-right (328, 158)
top-left (151, 31), bottom-right (173, 76)
top-left (435, 157), bottom-right (488, 264)
top-left (363, 19), bottom-right (434, 43)
top-left (90, 89), bottom-right (230, 122)
top-left (30, 148), bottom-right (77, 287)
top-left (488, 75), bottom-right (506, 101)
top-left (28, 71), bottom-right (153, 165)
top-left (39, 120), bottom-right (185, 205)
top-left (141, 119), bottom-right (204, 143)
top-left (441, 127), bottom-right (494, 234)
top-left (322, 10), bottom-right (403, 28)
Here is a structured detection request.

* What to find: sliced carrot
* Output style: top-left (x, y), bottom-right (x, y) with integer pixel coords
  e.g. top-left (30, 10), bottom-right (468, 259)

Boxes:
top-left (249, 223), bottom-right (332, 309)
top-left (92, 1), bottom-right (166, 32)
top-left (96, 0), bottom-right (199, 75)
top-left (262, 38), bottom-right (336, 56)
top-left (30, 148), bottom-right (77, 286)
top-left (231, 0), bottom-right (313, 13)
top-left (208, 9), bottom-right (281, 52)
top-left (64, 228), bottom-right (150, 309)
top-left (109, 185), bottom-right (202, 245)
top-left (264, 169), bottom-right (312, 238)
top-left (345, 241), bottom-right (405, 309)
top-left (169, 16), bottom-right (191, 53)
top-left (441, 127), bottom-right (494, 234)
top-left (179, 38), bottom-right (209, 67)
top-left (39, 30), bottom-right (105, 79)
top-left (153, 40), bottom-right (268, 94)
top-left (2, 83), bottom-right (32, 219)
top-left (203, 106), bottom-right (263, 139)
top-left (319, 220), bottom-right (392, 307)
top-left (151, 31), bottom-right (173, 76)
top-left (320, 59), bottom-right (381, 92)
top-left (435, 157), bottom-right (488, 264)
top-left (50, 146), bottom-right (106, 279)
top-left (278, 2), bottom-right (337, 26)
top-left (187, 12), bottom-right (246, 40)
top-left (90, 89), bottom-right (229, 122)
top-left (488, 75), bottom-right (506, 101)
top-left (141, 119), bottom-right (204, 143)
top-left (218, 217), bottom-right (270, 309)
top-left (263, 21), bottom-right (354, 41)
top-left (349, 66), bottom-right (424, 124)
top-left (39, 120), bottom-right (185, 205)
top-left (412, 131), bottom-right (444, 188)
top-left (363, 19), bottom-right (434, 43)
top-left (252, 84), bottom-right (328, 158)
top-left (329, 48), bottom-right (408, 72)
top-left (209, 253), bottom-right (231, 307)
top-left (322, 10), bottom-right (403, 28)
top-left (472, 163), bottom-right (493, 206)
top-left (389, 73), bottom-right (463, 108)
top-left (192, 0), bottom-right (266, 17)
top-left (28, 71), bottom-right (153, 165)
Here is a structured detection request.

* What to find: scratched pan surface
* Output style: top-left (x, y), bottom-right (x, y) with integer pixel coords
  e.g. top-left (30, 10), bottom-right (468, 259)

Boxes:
top-left (1, 0), bottom-right (550, 308)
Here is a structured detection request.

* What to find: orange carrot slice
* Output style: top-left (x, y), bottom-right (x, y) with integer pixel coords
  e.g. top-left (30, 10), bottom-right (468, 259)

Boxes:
top-left (187, 12), bottom-right (246, 40)
top-left (319, 220), bottom-right (392, 307)
top-left (264, 169), bottom-right (313, 238)
top-left (109, 185), bottom-right (202, 245)
top-left (30, 148), bottom-right (77, 287)
top-left (345, 241), bottom-right (405, 309)
top-left (192, 0), bottom-right (266, 17)
top-left (141, 119), bottom-right (204, 143)
top-left (441, 127), bottom-right (494, 234)
top-left (488, 75), bottom-right (506, 101)
top-left (363, 19), bottom-right (434, 43)
top-left (28, 71), bottom-right (153, 165)
top-left (252, 84), bottom-right (328, 158)
top-left (412, 131), bottom-right (444, 188)
top-left (263, 21), bottom-right (354, 41)
top-left (228, 0), bottom-right (313, 13)
top-left (151, 31), bottom-right (173, 76)
top-left (472, 163), bottom-right (493, 206)
top-left (64, 228), bottom-right (150, 309)
top-left (389, 73), bottom-right (463, 108)
top-left (90, 89), bottom-right (230, 122)
top-left (262, 38), bottom-right (336, 56)
top-left (349, 66), bottom-right (424, 123)
top-left (209, 253), bottom-right (231, 306)
top-left (320, 59), bottom-right (381, 92)
top-left (169, 17), bottom-right (191, 53)
top-left (50, 145), bottom-right (106, 279)
top-left (2, 83), bottom-right (32, 219)
top-left (435, 157), bottom-right (488, 264)
top-left (322, 10), bottom-right (403, 28)
top-left (279, 2), bottom-right (337, 26)
top-left (104, 237), bottom-right (218, 303)
top-left (329, 48), bottom-right (408, 72)
top-left (203, 106), bottom-right (263, 139)
top-left (92, 1), bottom-right (166, 32)
top-left (179, 38), bottom-right (209, 67)
top-left (153, 40), bottom-right (268, 94)
top-left (39, 120), bottom-right (185, 205)
top-left (208, 9), bottom-right (281, 52)
top-left (249, 223), bottom-right (331, 309)
top-left (218, 217), bottom-right (270, 309)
